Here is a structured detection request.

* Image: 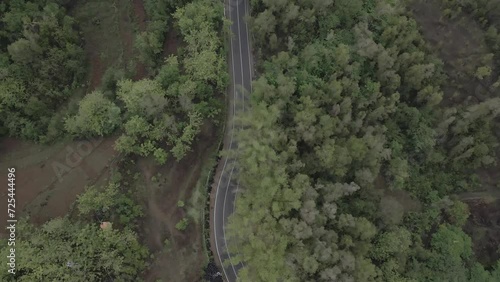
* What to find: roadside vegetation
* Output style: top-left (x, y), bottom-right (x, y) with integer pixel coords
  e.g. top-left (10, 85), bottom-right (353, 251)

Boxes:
top-left (0, 0), bottom-right (226, 280)
top-left (227, 0), bottom-right (500, 281)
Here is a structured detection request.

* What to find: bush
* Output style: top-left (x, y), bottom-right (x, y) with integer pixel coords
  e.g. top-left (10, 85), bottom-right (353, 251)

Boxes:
top-left (65, 90), bottom-right (121, 137)
top-left (101, 66), bottom-right (127, 92)
top-left (177, 200), bottom-right (185, 208)
top-left (175, 218), bottom-right (189, 231)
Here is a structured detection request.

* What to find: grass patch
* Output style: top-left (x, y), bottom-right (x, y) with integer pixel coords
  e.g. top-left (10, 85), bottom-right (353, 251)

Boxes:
top-left (71, 0), bottom-right (138, 89)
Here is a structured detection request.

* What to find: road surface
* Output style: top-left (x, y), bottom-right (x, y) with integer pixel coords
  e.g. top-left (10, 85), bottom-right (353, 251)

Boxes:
top-left (211, 0), bottom-right (253, 281)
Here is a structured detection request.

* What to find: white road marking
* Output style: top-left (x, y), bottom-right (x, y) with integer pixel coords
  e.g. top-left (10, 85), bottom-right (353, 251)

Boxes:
top-left (221, 1), bottom-right (244, 277)
top-left (214, 1), bottom-right (241, 281)
top-left (233, 0), bottom-right (249, 270)
top-left (244, 0), bottom-right (253, 91)
top-left (222, 155), bottom-right (239, 278)
top-left (213, 2), bottom-right (237, 279)
top-left (215, 0), bottom-right (255, 280)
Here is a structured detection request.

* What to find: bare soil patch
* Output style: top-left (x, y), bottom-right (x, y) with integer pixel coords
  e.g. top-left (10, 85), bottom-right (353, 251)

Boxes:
top-left (72, 0), bottom-right (125, 89)
top-left (463, 199), bottom-right (500, 268)
top-left (72, 0), bottom-right (145, 89)
top-left (410, 1), bottom-right (496, 106)
top-left (89, 53), bottom-right (104, 90)
top-left (133, 0), bottom-right (147, 80)
top-left (132, 0), bottom-right (148, 80)
top-left (141, 122), bottom-right (218, 282)
top-left (0, 137), bottom-right (118, 237)
top-left (120, 5), bottom-right (135, 64)
top-left (133, 0), bottom-right (147, 31)
top-left (163, 27), bottom-right (180, 58)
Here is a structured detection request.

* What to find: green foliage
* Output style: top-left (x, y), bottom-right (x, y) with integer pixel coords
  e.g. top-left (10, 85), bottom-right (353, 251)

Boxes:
top-left (65, 90), bottom-right (121, 137)
top-left (138, 0), bottom-right (171, 68)
top-left (0, 218), bottom-right (148, 281)
top-left (153, 148), bottom-right (168, 165)
top-left (171, 111), bottom-right (203, 160)
top-left (0, 0), bottom-right (85, 141)
top-left (404, 224), bottom-right (474, 281)
top-left (156, 55), bottom-right (180, 88)
top-left (111, 0), bottom-right (226, 164)
top-left (113, 79), bottom-right (175, 163)
top-left (174, 0), bottom-right (228, 91)
top-left (372, 227), bottom-right (412, 261)
top-left (445, 200), bottom-right (470, 227)
top-left (228, 0), bottom-right (500, 281)
top-left (163, 238), bottom-right (171, 251)
top-left (175, 217), bottom-right (189, 231)
top-left (475, 65), bottom-right (492, 79)
top-left (77, 183), bottom-right (119, 216)
top-left (77, 174), bottom-right (143, 226)
top-left (117, 79), bottom-right (168, 117)
top-left (101, 66), bottom-right (127, 92)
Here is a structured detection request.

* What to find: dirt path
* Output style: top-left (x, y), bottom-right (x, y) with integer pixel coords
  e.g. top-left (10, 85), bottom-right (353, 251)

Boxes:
top-left (458, 190), bottom-right (500, 202)
top-left (163, 28), bottom-right (179, 58)
top-left (133, 0), bottom-right (147, 31)
top-left (89, 54), bottom-right (104, 90)
top-left (132, 0), bottom-right (147, 80)
top-left (141, 122), bottom-right (217, 282)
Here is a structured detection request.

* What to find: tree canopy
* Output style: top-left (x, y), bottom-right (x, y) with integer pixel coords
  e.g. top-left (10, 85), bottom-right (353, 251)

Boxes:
top-left (0, 0), bottom-right (85, 142)
top-left (227, 0), bottom-right (500, 281)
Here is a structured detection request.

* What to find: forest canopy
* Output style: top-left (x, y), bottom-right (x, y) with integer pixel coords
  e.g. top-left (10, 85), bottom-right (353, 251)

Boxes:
top-left (0, 0), bottom-right (85, 142)
top-left (227, 0), bottom-right (500, 281)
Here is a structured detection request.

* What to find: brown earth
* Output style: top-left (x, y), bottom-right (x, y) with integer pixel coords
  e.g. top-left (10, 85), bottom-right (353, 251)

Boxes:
top-left (133, 0), bottom-right (147, 80)
top-left (89, 53), bottom-right (104, 90)
top-left (141, 122), bottom-right (217, 282)
top-left (0, 137), bottom-right (119, 236)
top-left (133, 0), bottom-right (147, 31)
top-left (119, 3), bottom-right (135, 68)
top-left (410, 0), bottom-right (496, 107)
top-left (463, 199), bottom-right (500, 268)
top-left (72, 0), bottom-right (148, 90)
top-left (163, 28), bottom-right (180, 58)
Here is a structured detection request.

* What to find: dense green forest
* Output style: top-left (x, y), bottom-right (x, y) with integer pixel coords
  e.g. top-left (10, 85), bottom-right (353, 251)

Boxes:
top-left (228, 0), bottom-right (500, 281)
top-left (0, 0), bottom-right (85, 142)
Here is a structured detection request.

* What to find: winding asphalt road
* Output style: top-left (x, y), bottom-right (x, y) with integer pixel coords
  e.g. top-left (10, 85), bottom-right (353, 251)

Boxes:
top-left (211, 0), bottom-right (253, 281)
